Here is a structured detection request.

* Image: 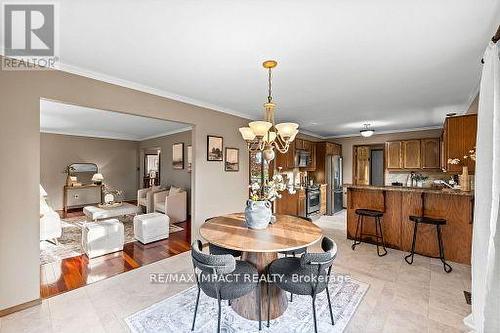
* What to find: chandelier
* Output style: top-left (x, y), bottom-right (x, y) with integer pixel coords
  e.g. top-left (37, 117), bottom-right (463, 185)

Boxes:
top-left (239, 60), bottom-right (299, 162)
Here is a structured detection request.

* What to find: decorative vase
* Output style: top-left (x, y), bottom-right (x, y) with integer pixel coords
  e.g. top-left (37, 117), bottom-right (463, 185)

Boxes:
top-left (460, 166), bottom-right (471, 192)
top-left (244, 200), bottom-right (272, 229)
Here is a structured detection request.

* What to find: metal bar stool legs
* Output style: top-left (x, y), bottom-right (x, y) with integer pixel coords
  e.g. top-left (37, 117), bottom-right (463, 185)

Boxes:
top-left (375, 216), bottom-right (388, 257)
top-left (404, 221), bottom-right (418, 265)
top-left (437, 225), bottom-right (452, 273)
top-left (405, 216), bottom-right (452, 273)
top-left (352, 210), bottom-right (387, 256)
top-left (351, 214), bottom-right (363, 250)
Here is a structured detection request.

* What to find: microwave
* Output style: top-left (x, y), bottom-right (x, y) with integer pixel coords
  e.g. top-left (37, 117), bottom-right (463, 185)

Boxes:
top-left (295, 150), bottom-right (310, 167)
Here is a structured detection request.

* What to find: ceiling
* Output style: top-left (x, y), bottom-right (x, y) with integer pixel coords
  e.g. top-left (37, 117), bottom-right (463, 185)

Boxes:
top-left (40, 100), bottom-right (191, 141)
top-left (11, 1), bottom-right (500, 137)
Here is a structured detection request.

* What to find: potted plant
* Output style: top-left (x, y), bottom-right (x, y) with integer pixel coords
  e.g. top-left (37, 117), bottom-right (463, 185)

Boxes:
top-left (245, 173), bottom-right (292, 229)
top-left (413, 174), bottom-right (429, 187)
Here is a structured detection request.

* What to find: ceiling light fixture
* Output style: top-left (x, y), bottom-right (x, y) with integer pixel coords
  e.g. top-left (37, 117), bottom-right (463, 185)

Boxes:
top-left (239, 60), bottom-right (299, 161)
top-left (360, 124), bottom-right (375, 137)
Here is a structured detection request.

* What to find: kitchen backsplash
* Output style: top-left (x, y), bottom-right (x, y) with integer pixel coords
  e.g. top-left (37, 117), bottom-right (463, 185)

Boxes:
top-left (385, 171), bottom-right (474, 189)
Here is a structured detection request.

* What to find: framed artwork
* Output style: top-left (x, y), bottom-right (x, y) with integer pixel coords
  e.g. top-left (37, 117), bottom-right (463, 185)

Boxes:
top-left (225, 147), bottom-right (239, 172)
top-left (187, 145), bottom-right (192, 172)
top-left (172, 143), bottom-right (184, 169)
top-left (207, 135), bottom-right (223, 161)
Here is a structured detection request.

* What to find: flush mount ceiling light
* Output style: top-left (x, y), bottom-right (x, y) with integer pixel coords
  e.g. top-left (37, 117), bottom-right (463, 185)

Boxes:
top-left (360, 124), bottom-right (375, 137)
top-left (239, 60), bottom-right (299, 162)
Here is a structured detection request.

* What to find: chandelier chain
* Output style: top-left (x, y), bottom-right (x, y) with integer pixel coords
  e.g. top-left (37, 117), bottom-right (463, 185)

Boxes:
top-left (268, 68), bottom-right (273, 103)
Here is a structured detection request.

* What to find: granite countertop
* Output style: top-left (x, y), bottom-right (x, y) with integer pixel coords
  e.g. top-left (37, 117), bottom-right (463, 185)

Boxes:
top-left (344, 184), bottom-right (474, 196)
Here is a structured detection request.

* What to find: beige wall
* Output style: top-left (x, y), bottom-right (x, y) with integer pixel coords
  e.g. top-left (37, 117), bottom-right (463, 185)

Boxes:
top-left (466, 94), bottom-right (479, 114)
top-left (331, 129), bottom-right (443, 185)
top-left (40, 133), bottom-right (140, 210)
top-left (0, 60), bottom-right (249, 311)
top-left (139, 130), bottom-right (192, 213)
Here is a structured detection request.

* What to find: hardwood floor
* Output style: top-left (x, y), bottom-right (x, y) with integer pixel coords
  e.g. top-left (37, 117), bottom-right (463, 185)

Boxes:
top-left (40, 210), bottom-right (191, 299)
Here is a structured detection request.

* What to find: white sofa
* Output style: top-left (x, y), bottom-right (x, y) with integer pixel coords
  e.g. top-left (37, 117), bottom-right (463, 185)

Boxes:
top-left (153, 187), bottom-right (187, 223)
top-left (40, 185), bottom-right (62, 244)
top-left (137, 186), bottom-right (165, 213)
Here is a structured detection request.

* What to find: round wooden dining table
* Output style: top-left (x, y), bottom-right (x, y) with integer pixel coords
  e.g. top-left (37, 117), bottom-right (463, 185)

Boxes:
top-left (199, 213), bottom-right (323, 321)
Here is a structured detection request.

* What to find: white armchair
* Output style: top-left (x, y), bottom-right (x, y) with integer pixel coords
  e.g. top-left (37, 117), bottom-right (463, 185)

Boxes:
top-left (40, 185), bottom-right (62, 244)
top-left (137, 186), bottom-right (165, 213)
top-left (153, 187), bottom-right (187, 223)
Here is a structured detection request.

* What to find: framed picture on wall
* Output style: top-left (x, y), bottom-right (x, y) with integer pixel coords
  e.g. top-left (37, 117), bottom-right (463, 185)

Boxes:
top-left (207, 135), bottom-right (223, 161)
top-left (225, 147), bottom-right (239, 172)
top-left (187, 145), bottom-right (192, 172)
top-left (172, 143), bottom-right (184, 169)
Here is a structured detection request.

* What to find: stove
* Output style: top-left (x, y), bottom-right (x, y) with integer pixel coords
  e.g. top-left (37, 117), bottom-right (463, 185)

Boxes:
top-left (306, 185), bottom-right (321, 216)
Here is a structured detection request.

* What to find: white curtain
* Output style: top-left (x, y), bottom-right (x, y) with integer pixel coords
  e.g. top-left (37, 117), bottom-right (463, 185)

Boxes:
top-left (464, 42), bottom-right (500, 332)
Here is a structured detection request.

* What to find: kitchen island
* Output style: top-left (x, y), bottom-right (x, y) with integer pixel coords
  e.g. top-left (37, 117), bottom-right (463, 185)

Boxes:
top-left (345, 184), bottom-right (474, 264)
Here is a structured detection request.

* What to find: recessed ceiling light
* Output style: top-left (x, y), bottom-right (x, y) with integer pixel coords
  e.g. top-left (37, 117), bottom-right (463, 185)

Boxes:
top-left (360, 123), bottom-right (374, 137)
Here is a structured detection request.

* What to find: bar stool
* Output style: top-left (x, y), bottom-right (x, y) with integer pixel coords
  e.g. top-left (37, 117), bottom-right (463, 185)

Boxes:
top-left (404, 216), bottom-right (452, 273)
top-left (351, 209), bottom-right (387, 257)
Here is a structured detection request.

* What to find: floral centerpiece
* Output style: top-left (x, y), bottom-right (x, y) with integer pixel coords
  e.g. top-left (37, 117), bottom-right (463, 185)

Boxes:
top-left (245, 173), bottom-right (294, 229)
top-left (448, 147), bottom-right (475, 191)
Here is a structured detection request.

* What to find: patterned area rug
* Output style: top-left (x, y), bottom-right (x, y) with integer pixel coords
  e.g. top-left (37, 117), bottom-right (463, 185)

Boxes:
top-left (125, 273), bottom-right (368, 333)
top-left (40, 215), bottom-right (184, 265)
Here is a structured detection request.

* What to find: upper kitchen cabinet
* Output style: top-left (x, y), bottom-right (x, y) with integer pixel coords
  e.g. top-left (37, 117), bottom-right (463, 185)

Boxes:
top-left (441, 114), bottom-right (477, 174)
top-left (386, 138), bottom-right (440, 171)
top-left (274, 140), bottom-right (295, 170)
top-left (386, 141), bottom-right (402, 169)
top-left (304, 140), bottom-right (317, 171)
top-left (421, 138), bottom-right (440, 169)
top-left (402, 140), bottom-right (421, 169)
top-left (325, 142), bottom-right (342, 156)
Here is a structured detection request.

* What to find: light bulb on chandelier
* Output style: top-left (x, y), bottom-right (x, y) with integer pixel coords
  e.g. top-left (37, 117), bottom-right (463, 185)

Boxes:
top-left (239, 60), bottom-right (299, 161)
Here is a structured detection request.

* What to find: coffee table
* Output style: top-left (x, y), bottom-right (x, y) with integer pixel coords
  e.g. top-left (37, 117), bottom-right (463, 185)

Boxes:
top-left (83, 202), bottom-right (140, 222)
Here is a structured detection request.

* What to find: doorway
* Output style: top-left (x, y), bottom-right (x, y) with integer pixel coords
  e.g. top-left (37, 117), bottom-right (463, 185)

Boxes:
top-left (353, 144), bottom-right (385, 185)
top-left (144, 149), bottom-right (161, 187)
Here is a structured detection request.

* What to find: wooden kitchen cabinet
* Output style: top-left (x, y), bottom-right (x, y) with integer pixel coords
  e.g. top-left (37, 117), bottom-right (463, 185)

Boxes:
top-left (441, 114), bottom-right (477, 174)
top-left (275, 188), bottom-right (306, 217)
top-left (274, 140), bottom-right (295, 170)
top-left (319, 184), bottom-right (327, 215)
top-left (386, 138), bottom-right (440, 171)
top-left (386, 141), bottom-right (402, 169)
top-left (310, 142), bottom-right (342, 184)
top-left (421, 138), bottom-right (440, 169)
top-left (402, 140), bottom-right (421, 169)
top-left (324, 142), bottom-right (342, 156)
top-left (305, 142), bottom-right (316, 171)
top-left (295, 139), bottom-right (304, 150)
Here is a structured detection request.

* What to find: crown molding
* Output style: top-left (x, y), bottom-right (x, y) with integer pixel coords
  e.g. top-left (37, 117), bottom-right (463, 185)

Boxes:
top-left (298, 129), bottom-right (327, 140)
top-left (140, 126), bottom-right (192, 141)
top-left (326, 125), bottom-right (443, 139)
top-left (54, 62), bottom-right (255, 121)
top-left (40, 126), bottom-right (192, 142)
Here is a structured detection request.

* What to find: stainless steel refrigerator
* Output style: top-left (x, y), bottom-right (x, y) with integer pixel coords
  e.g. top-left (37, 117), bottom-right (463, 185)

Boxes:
top-left (326, 155), bottom-right (343, 215)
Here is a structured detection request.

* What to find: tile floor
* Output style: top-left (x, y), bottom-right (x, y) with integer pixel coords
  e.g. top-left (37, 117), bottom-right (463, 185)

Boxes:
top-left (0, 211), bottom-right (471, 332)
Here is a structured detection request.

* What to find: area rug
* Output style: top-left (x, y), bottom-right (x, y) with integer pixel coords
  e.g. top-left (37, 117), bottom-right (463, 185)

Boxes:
top-left (40, 215), bottom-right (184, 265)
top-left (125, 273), bottom-right (369, 333)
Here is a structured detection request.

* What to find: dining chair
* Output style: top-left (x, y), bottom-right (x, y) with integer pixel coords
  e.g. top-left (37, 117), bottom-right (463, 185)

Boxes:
top-left (278, 215), bottom-right (313, 302)
top-left (267, 236), bottom-right (337, 333)
top-left (205, 218), bottom-right (243, 258)
top-left (191, 240), bottom-right (262, 332)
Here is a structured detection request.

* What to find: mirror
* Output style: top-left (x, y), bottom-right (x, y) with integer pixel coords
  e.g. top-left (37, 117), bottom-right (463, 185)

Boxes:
top-left (66, 163), bottom-right (98, 186)
top-left (68, 163), bottom-right (98, 173)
